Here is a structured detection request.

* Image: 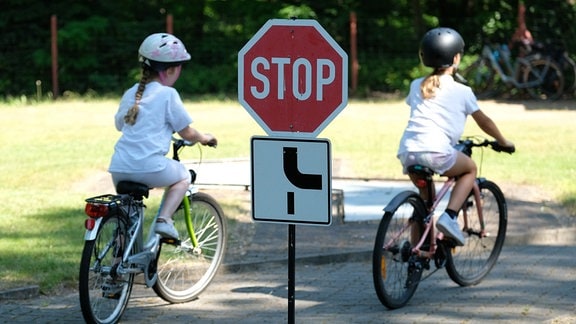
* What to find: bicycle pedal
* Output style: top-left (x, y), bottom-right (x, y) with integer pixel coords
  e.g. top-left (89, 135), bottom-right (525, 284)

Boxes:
top-left (101, 281), bottom-right (123, 299)
top-left (161, 237), bottom-right (181, 245)
top-left (103, 292), bottom-right (121, 300)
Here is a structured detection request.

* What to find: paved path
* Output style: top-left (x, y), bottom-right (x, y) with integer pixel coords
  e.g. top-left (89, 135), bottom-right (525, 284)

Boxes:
top-left (1, 241), bottom-right (575, 323)
top-left (2, 160), bottom-right (575, 323)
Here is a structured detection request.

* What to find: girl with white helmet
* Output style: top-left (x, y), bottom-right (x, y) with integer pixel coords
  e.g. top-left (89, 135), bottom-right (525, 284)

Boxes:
top-left (397, 27), bottom-right (514, 246)
top-left (109, 33), bottom-right (217, 240)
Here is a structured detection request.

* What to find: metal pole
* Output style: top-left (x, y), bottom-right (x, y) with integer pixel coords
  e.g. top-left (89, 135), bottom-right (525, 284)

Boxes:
top-left (288, 224), bottom-right (295, 324)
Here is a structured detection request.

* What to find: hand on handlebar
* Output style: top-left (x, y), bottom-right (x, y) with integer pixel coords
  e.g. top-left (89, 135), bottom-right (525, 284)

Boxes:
top-left (202, 133), bottom-right (218, 148)
top-left (492, 140), bottom-right (515, 154)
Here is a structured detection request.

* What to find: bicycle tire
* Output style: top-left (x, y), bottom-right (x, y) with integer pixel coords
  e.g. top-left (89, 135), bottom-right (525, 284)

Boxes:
top-left (445, 180), bottom-right (507, 286)
top-left (523, 58), bottom-right (564, 100)
top-left (372, 191), bottom-right (427, 309)
top-left (560, 53), bottom-right (576, 95)
top-left (153, 191), bottom-right (227, 303)
top-left (460, 58), bottom-right (497, 99)
top-left (79, 213), bottom-right (134, 324)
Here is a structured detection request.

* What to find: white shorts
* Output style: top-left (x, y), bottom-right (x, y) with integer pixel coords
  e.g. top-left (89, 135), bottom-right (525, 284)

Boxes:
top-left (398, 150), bottom-right (458, 175)
top-left (110, 159), bottom-right (191, 189)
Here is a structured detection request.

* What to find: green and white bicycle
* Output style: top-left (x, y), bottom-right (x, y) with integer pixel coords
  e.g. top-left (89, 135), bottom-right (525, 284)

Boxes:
top-left (79, 137), bottom-right (227, 324)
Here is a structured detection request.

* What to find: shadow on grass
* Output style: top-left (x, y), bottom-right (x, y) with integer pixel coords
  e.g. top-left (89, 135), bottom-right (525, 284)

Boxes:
top-left (0, 206), bottom-right (85, 294)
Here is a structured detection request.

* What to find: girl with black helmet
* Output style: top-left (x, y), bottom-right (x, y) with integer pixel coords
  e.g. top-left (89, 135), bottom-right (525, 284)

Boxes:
top-left (397, 27), bottom-right (515, 246)
top-left (109, 33), bottom-right (217, 240)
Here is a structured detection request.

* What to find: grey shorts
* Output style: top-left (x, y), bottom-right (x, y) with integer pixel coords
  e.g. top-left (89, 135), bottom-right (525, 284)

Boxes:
top-left (110, 159), bottom-right (191, 189)
top-left (398, 150), bottom-right (458, 175)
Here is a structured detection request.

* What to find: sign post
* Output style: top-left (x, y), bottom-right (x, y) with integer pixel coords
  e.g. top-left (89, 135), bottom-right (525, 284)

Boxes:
top-left (238, 18), bottom-right (348, 323)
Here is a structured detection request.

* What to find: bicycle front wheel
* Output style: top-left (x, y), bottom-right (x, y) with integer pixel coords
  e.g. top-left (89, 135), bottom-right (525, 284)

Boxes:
top-left (460, 58), bottom-right (497, 99)
top-left (372, 191), bottom-right (427, 309)
top-left (153, 191), bottom-right (227, 303)
top-left (446, 180), bottom-right (507, 286)
top-left (523, 58), bottom-right (564, 100)
top-left (79, 214), bottom-right (134, 324)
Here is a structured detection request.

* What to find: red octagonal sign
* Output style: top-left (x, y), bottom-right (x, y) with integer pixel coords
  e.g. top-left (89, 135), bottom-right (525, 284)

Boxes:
top-left (238, 19), bottom-right (348, 137)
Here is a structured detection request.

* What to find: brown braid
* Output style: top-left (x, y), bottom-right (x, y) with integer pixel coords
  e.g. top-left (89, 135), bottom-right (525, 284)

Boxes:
top-left (420, 68), bottom-right (446, 99)
top-left (124, 68), bottom-right (151, 125)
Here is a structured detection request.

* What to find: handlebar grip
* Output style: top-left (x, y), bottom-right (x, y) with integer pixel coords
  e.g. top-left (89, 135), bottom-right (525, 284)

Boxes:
top-left (491, 142), bottom-right (515, 154)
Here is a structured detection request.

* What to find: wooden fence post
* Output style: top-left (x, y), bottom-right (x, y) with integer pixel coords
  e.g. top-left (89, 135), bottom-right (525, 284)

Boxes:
top-left (350, 11), bottom-right (358, 95)
top-left (166, 14), bottom-right (173, 34)
top-left (51, 14), bottom-right (59, 99)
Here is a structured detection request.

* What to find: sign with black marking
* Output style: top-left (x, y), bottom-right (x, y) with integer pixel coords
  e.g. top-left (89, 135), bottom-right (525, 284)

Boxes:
top-left (250, 136), bottom-right (331, 225)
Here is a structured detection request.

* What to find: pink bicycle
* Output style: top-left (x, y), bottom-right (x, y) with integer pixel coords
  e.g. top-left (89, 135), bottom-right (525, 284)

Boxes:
top-left (372, 136), bottom-right (515, 309)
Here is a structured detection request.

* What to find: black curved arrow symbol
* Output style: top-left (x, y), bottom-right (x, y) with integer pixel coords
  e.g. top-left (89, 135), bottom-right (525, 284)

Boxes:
top-left (283, 147), bottom-right (322, 215)
top-left (283, 147), bottom-right (322, 190)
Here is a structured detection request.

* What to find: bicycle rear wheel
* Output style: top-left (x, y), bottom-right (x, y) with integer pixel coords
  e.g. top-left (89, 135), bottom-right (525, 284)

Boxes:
top-left (523, 58), bottom-right (564, 100)
top-left (446, 180), bottom-right (507, 286)
top-left (153, 191), bottom-right (227, 303)
top-left (560, 53), bottom-right (576, 95)
top-left (79, 214), bottom-right (134, 324)
top-left (372, 191), bottom-right (427, 309)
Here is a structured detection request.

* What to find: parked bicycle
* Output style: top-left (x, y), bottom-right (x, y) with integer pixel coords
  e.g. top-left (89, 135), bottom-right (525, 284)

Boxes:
top-left (79, 137), bottom-right (227, 324)
top-left (372, 136), bottom-right (514, 309)
top-left (514, 40), bottom-right (576, 96)
top-left (460, 42), bottom-right (564, 100)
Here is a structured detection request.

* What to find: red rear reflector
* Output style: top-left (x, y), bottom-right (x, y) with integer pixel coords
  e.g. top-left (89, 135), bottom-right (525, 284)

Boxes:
top-left (415, 179), bottom-right (427, 188)
top-left (85, 203), bottom-right (109, 218)
top-left (85, 218), bottom-right (96, 230)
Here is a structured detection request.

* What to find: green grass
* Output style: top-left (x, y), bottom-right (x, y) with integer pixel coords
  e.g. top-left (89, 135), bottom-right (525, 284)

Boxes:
top-left (0, 98), bottom-right (574, 294)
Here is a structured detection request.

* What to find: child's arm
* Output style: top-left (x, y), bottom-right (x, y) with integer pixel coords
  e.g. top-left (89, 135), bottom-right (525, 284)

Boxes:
top-left (471, 110), bottom-right (514, 147)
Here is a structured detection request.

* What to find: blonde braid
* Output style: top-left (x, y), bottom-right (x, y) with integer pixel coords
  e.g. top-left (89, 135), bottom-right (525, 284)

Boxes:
top-left (124, 68), bottom-right (150, 125)
top-left (420, 68), bottom-right (445, 99)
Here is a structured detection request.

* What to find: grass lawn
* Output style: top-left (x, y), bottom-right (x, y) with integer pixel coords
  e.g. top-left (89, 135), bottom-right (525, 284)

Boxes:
top-left (0, 98), bottom-right (574, 294)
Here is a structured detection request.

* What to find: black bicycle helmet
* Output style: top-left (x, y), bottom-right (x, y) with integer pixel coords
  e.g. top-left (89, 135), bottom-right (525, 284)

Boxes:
top-left (419, 27), bottom-right (465, 68)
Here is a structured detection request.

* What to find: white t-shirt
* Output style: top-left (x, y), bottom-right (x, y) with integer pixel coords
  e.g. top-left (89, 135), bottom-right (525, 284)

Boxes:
top-left (109, 82), bottom-right (192, 173)
top-left (397, 74), bottom-right (480, 155)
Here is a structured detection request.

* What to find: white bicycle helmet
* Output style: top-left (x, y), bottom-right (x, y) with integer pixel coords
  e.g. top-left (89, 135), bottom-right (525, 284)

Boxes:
top-left (138, 33), bottom-right (191, 71)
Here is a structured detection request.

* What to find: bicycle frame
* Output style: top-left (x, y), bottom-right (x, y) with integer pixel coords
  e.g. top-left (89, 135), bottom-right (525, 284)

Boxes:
top-left (116, 200), bottom-right (161, 287)
top-left (383, 176), bottom-right (488, 261)
top-left (83, 184), bottom-right (200, 288)
top-left (482, 44), bottom-right (551, 89)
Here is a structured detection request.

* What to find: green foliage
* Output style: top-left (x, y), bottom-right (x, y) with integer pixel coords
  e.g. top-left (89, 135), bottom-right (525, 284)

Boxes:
top-left (1, 0), bottom-right (576, 99)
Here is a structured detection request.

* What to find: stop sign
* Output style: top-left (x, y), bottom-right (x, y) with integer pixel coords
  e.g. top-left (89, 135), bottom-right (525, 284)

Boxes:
top-left (238, 19), bottom-right (348, 137)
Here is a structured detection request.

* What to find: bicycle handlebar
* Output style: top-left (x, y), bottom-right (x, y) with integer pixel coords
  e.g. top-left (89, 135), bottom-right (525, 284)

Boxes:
top-left (459, 136), bottom-right (515, 154)
top-left (172, 136), bottom-right (197, 148)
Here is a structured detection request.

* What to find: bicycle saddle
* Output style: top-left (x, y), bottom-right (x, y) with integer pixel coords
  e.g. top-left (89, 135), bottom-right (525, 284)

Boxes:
top-left (116, 181), bottom-right (150, 199)
top-left (407, 164), bottom-right (435, 177)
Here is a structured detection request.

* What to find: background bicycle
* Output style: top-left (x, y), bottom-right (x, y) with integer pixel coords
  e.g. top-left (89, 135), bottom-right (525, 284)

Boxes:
top-left (79, 138), bottom-right (227, 324)
top-left (512, 39), bottom-right (576, 96)
top-left (460, 42), bottom-right (565, 100)
top-left (372, 136), bottom-right (514, 309)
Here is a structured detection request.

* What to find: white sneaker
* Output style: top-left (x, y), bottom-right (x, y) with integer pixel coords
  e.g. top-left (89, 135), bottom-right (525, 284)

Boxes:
top-left (437, 212), bottom-right (465, 246)
top-left (155, 218), bottom-right (179, 240)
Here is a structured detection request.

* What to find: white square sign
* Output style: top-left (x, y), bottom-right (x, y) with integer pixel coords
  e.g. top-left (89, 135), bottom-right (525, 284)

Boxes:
top-left (251, 136), bottom-right (331, 225)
